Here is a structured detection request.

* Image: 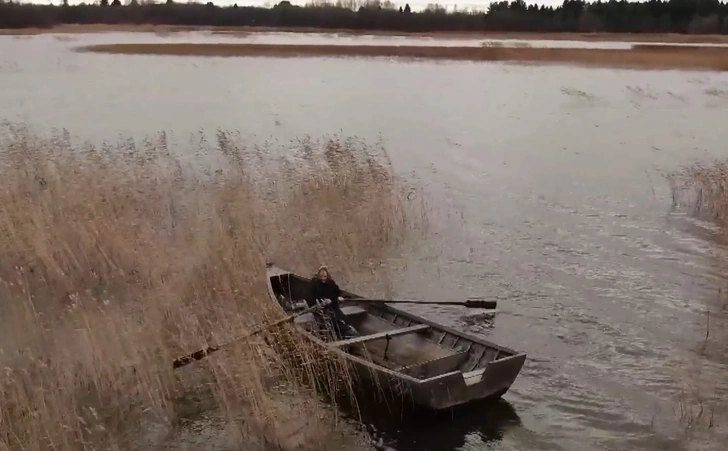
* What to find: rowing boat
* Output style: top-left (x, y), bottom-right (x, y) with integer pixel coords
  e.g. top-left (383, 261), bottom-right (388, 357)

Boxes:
top-left (265, 262), bottom-right (527, 410)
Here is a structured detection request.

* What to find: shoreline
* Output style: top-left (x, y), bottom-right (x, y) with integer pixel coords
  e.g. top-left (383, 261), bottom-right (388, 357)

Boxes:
top-left (77, 42), bottom-right (728, 71)
top-left (3, 23), bottom-right (728, 44)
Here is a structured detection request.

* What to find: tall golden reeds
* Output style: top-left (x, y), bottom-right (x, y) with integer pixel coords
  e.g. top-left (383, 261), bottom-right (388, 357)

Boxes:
top-left (666, 161), bottom-right (728, 436)
top-left (0, 122), bottom-right (427, 450)
top-left (668, 160), bottom-right (728, 227)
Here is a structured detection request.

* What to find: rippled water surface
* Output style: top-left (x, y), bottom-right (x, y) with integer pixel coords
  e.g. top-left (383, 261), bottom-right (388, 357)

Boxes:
top-left (2, 32), bottom-right (728, 451)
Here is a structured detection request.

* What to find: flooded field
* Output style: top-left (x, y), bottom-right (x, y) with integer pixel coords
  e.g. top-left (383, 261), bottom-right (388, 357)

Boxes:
top-left (2, 31), bottom-right (728, 451)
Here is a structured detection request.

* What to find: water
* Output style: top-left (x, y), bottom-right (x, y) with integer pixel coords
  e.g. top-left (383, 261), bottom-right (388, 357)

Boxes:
top-left (2, 31), bottom-right (728, 451)
top-left (9, 29), bottom-right (728, 51)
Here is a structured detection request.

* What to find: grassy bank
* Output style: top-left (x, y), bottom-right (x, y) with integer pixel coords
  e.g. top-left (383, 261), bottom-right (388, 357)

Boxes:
top-left (78, 42), bottom-right (728, 71)
top-left (0, 124), bottom-right (426, 450)
top-left (3, 23), bottom-right (728, 44)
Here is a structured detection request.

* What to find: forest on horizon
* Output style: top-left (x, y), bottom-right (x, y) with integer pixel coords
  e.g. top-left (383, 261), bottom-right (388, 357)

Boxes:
top-left (1, 0), bottom-right (728, 34)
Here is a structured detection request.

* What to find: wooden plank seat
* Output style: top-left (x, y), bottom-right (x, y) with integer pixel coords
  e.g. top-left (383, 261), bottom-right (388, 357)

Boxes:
top-left (340, 305), bottom-right (368, 318)
top-left (293, 305), bottom-right (367, 325)
top-left (331, 324), bottom-right (430, 348)
top-left (400, 351), bottom-right (471, 379)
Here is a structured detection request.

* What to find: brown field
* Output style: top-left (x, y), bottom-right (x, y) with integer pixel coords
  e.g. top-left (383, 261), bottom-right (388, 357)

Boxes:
top-left (3, 23), bottom-right (728, 44)
top-left (78, 42), bottom-right (728, 71)
top-left (633, 43), bottom-right (728, 53)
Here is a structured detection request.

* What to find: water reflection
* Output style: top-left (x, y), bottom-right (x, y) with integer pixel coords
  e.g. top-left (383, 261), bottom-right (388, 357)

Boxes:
top-left (341, 391), bottom-right (522, 451)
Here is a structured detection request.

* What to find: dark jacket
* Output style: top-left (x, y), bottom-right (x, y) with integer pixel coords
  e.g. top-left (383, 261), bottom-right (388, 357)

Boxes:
top-left (307, 277), bottom-right (346, 322)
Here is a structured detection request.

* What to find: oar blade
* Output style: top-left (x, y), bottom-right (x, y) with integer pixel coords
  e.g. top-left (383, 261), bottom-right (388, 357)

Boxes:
top-left (465, 299), bottom-right (498, 309)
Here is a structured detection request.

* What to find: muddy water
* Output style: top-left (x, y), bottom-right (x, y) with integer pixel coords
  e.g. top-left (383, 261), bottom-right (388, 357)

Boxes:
top-left (2, 32), bottom-right (728, 451)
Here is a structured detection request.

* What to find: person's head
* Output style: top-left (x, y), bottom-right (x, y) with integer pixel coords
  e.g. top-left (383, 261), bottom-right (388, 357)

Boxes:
top-left (317, 265), bottom-right (330, 282)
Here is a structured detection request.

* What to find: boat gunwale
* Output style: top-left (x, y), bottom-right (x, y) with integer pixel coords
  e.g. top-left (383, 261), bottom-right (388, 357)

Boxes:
top-left (266, 264), bottom-right (525, 358)
top-left (264, 263), bottom-right (527, 383)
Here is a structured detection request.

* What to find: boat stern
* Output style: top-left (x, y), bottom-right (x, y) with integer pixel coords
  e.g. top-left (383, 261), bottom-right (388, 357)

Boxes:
top-left (413, 352), bottom-right (527, 410)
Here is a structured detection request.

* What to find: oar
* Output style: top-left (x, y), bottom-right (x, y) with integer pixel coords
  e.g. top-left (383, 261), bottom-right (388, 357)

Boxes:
top-left (347, 298), bottom-right (497, 309)
top-left (172, 302), bottom-right (326, 369)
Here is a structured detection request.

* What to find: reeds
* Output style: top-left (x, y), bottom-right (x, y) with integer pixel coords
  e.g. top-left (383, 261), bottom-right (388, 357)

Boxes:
top-left (78, 42), bottom-right (728, 71)
top-left (667, 160), bottom-right (728, 227)
top-left (0, 123), bottom-right (427, 450)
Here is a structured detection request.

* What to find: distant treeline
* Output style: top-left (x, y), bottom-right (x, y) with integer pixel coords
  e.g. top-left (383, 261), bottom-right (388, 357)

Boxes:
top-left (2, 0), bottom-right (728, 34)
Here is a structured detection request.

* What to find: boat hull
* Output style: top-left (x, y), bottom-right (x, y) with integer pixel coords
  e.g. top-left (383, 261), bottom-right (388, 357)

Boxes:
top-left (265, 263), bottom-right (526, 411)
top-left (341, 351), bottom-right (526, 410)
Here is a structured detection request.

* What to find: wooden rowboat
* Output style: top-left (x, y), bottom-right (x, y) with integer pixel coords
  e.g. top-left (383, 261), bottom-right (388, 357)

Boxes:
top-left (265, 262), bottom-right (527, 411)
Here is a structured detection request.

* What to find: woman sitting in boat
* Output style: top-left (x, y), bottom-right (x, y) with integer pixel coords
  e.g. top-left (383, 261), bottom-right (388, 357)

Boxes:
top-left (307, 266), bottom-right (358, 340)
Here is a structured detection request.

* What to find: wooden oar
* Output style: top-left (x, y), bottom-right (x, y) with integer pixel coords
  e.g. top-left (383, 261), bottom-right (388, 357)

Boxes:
top-left (347, 298), bottom-right (497, 309)
top-left (172, 302), bottom-right (326, 369)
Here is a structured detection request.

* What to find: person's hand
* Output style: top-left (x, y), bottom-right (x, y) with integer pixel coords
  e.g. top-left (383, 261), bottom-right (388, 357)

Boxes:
top-left (338, 296), bottom-right (345, 302)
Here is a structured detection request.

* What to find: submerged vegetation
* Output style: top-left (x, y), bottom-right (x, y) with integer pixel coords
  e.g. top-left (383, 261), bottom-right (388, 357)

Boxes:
top-left (0, 123), bottom-right (427, 450)
top-left (2, 0), bottom-right (728, 35)
top-left (79, 41), bottom-right (728, 70)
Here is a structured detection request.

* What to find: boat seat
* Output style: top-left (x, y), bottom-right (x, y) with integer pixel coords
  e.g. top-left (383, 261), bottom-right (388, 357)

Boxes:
top-left (463, 368), bottom-right (487, 386)
top-left (400, 351), bottom-right (471, 379)
top-left (340, 305), bottom-right (368, 318)
top-left (293, 305), bottom-right (367, 325)
top-left (331, 324), bottom-right (430, 348)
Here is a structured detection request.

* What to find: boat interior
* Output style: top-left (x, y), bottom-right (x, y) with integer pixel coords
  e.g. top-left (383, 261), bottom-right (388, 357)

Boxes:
top-left (269, 272), bottom-right (516, 383)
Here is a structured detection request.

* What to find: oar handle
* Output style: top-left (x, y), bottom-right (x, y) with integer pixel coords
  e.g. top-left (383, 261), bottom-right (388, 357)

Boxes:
top-left (173, 345), bottom-right (221, 369)
top-left (347, 297), bottom-right (497, 309)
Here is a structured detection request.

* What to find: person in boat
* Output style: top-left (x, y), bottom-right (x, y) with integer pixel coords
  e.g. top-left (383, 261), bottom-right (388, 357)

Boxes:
top-left (307, 266), bottom-right (358, 340)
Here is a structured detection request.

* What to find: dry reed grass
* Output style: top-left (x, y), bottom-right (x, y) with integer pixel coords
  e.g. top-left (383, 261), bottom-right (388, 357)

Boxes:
top-left (668, 161), bottom-right (728, 227)
top-left (78, 42), bottom-right (728, 71)
top-left (0, 123), bottom-right (427, 451)
top-left (5, 24), bottom-right (728, 44)
top-left (667, 161), bottom-right (728, 437)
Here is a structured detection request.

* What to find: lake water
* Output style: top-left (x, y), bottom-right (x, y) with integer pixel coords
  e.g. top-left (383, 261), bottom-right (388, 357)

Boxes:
top-left (2, 31), bottom-right (728, 451)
